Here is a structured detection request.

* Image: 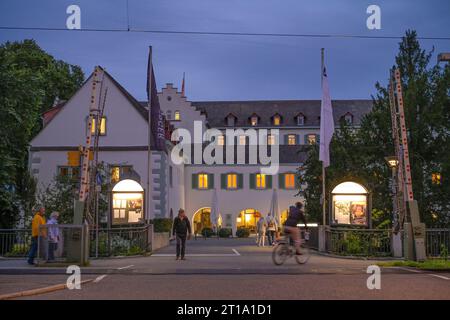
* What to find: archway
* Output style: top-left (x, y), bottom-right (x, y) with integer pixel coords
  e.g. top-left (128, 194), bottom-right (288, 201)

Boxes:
top-left (236, 209), bottom-right (261, 233)
top-left (192, 207), bottom-right (212, 235)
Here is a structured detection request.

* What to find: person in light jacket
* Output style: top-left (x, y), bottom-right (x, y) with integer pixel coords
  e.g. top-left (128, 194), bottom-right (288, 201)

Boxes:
top-left (256, 217), bottom-right (267, 247)
top-left (266, 213), bottom-right (278, 246)
top-left (47, 212), bottom-right (60, 262)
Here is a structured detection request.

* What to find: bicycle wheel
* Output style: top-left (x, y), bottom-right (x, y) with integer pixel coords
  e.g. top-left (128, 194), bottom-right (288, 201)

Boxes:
top-left (272, 243), bottom-right (289, 266)
top-left (294, 244), bottom-right (310, 264)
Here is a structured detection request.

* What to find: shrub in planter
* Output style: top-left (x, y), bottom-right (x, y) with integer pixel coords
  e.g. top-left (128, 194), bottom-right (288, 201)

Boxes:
top-left (236, 227), bottom-right (250, 238)
top-left (218, 228), bottom-right (232, 238)
top-left (150, 218), bottom-right (173, 233)
top-left (201, 227), bottom-right (215, 238)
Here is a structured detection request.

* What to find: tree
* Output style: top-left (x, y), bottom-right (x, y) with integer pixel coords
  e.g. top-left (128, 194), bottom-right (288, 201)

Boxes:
top-left (0, 39), bottom-right (84, 228)
top-left (298, 30), bottom-right (450, 227)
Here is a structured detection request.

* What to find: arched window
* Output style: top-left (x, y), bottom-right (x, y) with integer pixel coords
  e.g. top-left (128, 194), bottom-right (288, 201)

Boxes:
top-left (343, 112), bottom-right (353, 125)
top-left (273, 114), bottom-right (281, 126)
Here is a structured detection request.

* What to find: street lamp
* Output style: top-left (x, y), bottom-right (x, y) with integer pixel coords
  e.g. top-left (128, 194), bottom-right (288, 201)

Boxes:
top-left (385, 156), bottom-right (400, 232)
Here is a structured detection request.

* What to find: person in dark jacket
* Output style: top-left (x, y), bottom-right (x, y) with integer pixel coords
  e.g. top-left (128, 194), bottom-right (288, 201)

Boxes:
top-left (284, 202), bottom-right (308, 255)
top-left (172, 209), bottom-right (192, 260)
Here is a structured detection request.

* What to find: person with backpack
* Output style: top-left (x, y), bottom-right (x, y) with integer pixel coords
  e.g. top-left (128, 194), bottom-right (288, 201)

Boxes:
top-left (284, 202), bottom-right (308, 255)
top-left (266, 212), bottom-right (278, 246)
top-left (172, 209), bottom-right (192, 260)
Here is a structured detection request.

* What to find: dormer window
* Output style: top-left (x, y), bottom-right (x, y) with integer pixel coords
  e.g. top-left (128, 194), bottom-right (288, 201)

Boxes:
top-left (273, 114), bottom-right (281, 126)
top-left (174, 110), bottom-right (181, 121)
top-left (226, 113), bottom-right (237, 127)
top-left (166, 110), bottom-right (172, 120)
top-left (250, 114), bottom-right (259, 126)
top-left (296, 114), bottom-right (305, 126)
top-left (344, 112), bottom-right (353, 125)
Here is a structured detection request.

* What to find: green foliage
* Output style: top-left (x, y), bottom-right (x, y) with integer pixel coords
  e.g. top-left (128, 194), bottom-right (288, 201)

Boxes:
top-left (440, 244), bottom-right (449, 261)
top-left (150, 218), bottom-right (173, 233)
top-left (236, 227), bottom-right (250, 238)
top-left (298, 30), bottom-right (450, 228)
top-left (201, 227), bottom-right (215, 238)
top-left (0, 39), bottom-right (84, 228)
top-left (3, 243), bottom-right (30, 257)
top-left (218, 228), bottom-right (232, 238)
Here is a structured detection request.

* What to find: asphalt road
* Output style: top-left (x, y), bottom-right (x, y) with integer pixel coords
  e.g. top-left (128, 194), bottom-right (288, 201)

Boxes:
top-left (1, 238), bottom-right (449, 300)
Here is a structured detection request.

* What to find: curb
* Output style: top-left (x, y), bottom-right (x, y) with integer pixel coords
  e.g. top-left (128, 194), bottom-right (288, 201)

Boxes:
top-left (314, 251), bottom-right (403, 261)
top-left (0, 279), bottom-right (93, 300)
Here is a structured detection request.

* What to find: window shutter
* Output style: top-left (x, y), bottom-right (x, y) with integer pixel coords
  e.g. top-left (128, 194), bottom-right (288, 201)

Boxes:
top-left (297, 134), bottom-right (301, 145)
top-left (304, 134), bottom-right (309, 145)
top-left (208, 174), bottom-right (214, 189)
top-left (278, 173), bottom-right (285, 189)
top-left (192, 174), bottom-right (198, 189)
top-left (238, 174), bottom-right (243, 189)
top-left (316, 134), bottom-right (320, 144)
top-left (221, 174), bottom-right (227, 189)
top-left (267, 175), bottom-right (272, 189)
top-left (249, 174), bottom-right (255, 189)
top-left (284, 135), bottom-right (288, 145)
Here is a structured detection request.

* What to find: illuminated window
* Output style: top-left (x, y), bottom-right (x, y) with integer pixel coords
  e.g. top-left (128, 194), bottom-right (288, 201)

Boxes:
top-left (251, 116), bottom-right (258, 126)
top-left (217, 135), bottom-right (225, 146)
top-left (58, 166), bottom-right (80, 181)
top-left (112, 179), bottom-right (144, 225)
top-left (432, 173), bottom-right (441, 185)
top-left (239, 135), bottom-right (246, 145)
top-left (91, 117), bottom-right (106, 136)
top-left (111, 166), bottom-right (132, 184)
top-left (288, 135), bottom-right (296, 145)
top-left (284, 173), bottom-right (296, 189)
top-left (227, 174), bottom-right (237, 189)
top-left (273, 115), bottom-right (281, 126)
top-left (174, 111), bottom-right (181, 121)
top-left (307, 134), bottom-right (317, 145)
top-left (256, 174), bottom-right (266, 189)
top-left (198, 174), bottom-right (209, 189)
top-left (267, 134), bottom-right (276, 145)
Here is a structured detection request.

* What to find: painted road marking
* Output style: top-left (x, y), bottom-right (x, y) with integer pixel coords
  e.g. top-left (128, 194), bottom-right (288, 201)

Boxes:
top-left (232, 249), bottom-right (241, 256)
top-left (390, 267), bottom-right (423, 273)
top-left (93, 275), bottom-right (107, 283)
top-left (388, 267), bottom-right (449, 281)
top-left (117, 265), bottom-right (134, 270)
top-left (429, 274), bottom-right (450, 280)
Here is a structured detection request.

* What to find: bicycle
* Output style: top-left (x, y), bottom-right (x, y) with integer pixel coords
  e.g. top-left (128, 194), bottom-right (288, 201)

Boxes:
top-left (272, 229), bottom-right (310, 265)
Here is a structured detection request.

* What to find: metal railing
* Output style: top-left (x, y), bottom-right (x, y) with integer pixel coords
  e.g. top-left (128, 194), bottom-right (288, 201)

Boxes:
top-left (0, 229), bottom-right (32, 257)
top-left (89, 225), bottom-right (151, 257)
top-left (325, 227), bottom-right (392, 257)
top-left (426, 228), bottom-right (450, 258)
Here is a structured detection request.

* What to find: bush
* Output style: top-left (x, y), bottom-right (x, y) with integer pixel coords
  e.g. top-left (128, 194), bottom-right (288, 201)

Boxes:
top-left (218, 228), bottom-right (232, 238)
top-left (150, 218), bottom-right (173, 233)
top-left (201, 227), bottom-right (215, 238)
top-left (236, 227), bottom-right (250, 238)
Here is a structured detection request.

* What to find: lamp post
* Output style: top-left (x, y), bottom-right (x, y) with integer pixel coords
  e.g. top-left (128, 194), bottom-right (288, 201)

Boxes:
top-left (385, 156), bottom-right (399, 229)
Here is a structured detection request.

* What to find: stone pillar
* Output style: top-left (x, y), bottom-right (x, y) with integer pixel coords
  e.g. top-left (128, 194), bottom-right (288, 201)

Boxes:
top-left (391, 231), bottom-right (403, 258)
top-left (318, 225), bottom-right (327, 252)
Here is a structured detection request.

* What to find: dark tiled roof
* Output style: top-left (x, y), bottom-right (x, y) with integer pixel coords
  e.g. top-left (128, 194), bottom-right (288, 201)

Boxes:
top-left (191, 100), bottom-right (373, 127)
top-left (184, 144), bottom-right (309, 165)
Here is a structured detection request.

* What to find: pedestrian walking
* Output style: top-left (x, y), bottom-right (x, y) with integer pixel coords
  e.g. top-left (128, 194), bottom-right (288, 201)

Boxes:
top-left (266, 212), bottom-right (277, 246)
top-left (27, 207), bottom-right (47, 265)
top-left (172, 209), bottom-right (192, 260)
top-left (256, 217), bottom-right (267, 247)
top-left (47, 212), bottom-right (60, 262)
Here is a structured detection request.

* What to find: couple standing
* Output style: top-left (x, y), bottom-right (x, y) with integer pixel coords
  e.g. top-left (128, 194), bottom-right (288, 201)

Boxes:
top-left (256, 213), bottom-right (277, 247)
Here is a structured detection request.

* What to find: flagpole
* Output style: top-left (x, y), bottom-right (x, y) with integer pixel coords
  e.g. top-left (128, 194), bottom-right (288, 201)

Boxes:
top-left (147, 46), bottom-right (153, 222)
top-left (321, 48), bottom-right (326, 226)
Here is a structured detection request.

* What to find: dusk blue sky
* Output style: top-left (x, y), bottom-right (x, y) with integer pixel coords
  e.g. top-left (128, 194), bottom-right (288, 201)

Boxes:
top-left (0, 0), bottom-right (449, 101)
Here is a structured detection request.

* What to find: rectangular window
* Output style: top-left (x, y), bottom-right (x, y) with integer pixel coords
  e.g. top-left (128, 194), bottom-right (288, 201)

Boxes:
top-left (58, 166), bottom-right (80, 181)
top-left (110, 165), bottom-right (132, 184)
top-left (227, 174), bottom-right (237, 189)
top-left (239, 135), bottom-right (246, 145)
top-left (217, 135), bottom-right (225, 146)
top-left (288, 135), bottom-right (296, 145)
top-left (297, 116), bottom-right (304, 126)
top-left (273, 116), bottom-right (281, 126)
top-left (91, 117), bottom-right (106, 136)
top-left (198, 174), bottom-right (209, 189)
top-left (432, 173), bottom-right (441, 185)
top-left (284, 173), bottom-right (296, 189)
top-left (256, 174), bottom-right (266, 189)
top-left (174, 111), bottom-right (181, 121)
top-left (251, 116), bottom-right (258, 126)
top-left (307, 134), bottom-right (317, 145)
top-left (268, 135), bottom-right (276, 145)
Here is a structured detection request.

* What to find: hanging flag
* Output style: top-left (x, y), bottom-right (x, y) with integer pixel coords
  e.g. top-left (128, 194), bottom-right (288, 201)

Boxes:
top-left (181, 72), bottom-right (186, 97)
top-left (319, 67), bottom-right (335, 167)
top-left (147, 46), bottom-right (166, 152)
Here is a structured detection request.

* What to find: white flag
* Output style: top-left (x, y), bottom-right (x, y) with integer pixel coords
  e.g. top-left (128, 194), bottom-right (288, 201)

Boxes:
top-left (319, 67), bottom-right (335, 167)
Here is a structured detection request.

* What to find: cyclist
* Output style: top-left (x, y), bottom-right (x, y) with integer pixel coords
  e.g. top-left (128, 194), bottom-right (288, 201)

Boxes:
top-left (283, 202), bottom-right (308, 255)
